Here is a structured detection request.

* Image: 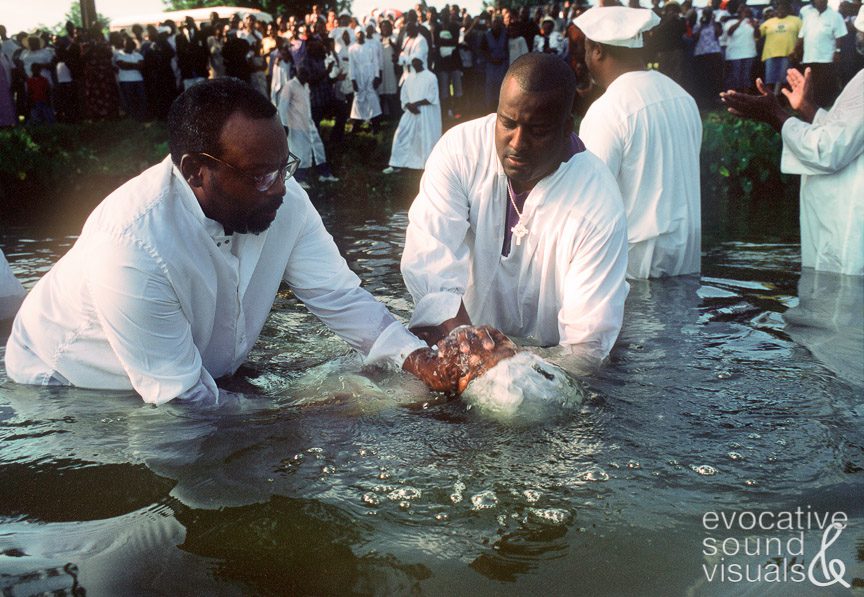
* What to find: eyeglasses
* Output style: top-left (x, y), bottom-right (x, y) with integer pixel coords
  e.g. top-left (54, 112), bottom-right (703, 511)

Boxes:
top-left (195, 151), bottom-right (300, 192)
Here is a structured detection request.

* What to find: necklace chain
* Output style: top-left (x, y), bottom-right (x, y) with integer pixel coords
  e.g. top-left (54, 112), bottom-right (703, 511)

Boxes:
top-left (507, 179), bottom-right (529, 247)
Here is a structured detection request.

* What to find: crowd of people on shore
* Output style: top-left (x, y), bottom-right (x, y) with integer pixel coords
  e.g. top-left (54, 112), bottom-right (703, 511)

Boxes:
top-left (2, 0), bottom-right (861, 130)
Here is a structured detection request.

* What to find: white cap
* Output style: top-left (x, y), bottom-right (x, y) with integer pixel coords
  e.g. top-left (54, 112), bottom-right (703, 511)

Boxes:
top-left (855, 5), bottom-right (864, 33)
top-left (573, 6), bottom-right (660, 48)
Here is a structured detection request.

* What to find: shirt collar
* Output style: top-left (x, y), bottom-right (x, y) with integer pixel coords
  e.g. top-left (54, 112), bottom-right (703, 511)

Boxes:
top-left (170, 162), bottom-right (231, 241)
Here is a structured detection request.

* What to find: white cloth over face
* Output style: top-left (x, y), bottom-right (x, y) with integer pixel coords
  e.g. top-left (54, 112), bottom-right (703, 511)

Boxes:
top-left (277, 77), bottom-right (327, 168)
top-left (388, 69), bottom-right (441, 169)
top-left (401, 114), bottom-right (629, 362)
top-left (348, 41), bottom-right (382, 120)
top-left (579, 70), bottom-right (702, 279)
top-left (780, 69), bottom-right (864, 276)
top-left (0, 248), bottom-right (26, 321)
top-left (5, 157), bottom-right (426, 404)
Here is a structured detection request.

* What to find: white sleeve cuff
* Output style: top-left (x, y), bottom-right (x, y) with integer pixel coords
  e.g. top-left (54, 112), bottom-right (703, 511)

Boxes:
top-left (364, 320), bottom-right (428, 368)
top-left (408, 291), bottom-right (464, 328)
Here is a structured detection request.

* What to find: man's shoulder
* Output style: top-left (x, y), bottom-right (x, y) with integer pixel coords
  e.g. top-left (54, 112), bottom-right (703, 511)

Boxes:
top-left (434, 114), bottom-right (495, 161)
top-left (84, 157), bottom-right (185, 240)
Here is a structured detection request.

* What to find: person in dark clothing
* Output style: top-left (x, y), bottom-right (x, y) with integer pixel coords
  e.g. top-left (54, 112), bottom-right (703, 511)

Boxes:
top-left (222, 33), bottom-right (252, 82)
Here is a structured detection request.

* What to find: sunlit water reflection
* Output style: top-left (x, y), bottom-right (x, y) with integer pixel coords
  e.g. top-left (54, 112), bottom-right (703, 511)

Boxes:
top-left (1, 203), bottom-right (862, 596)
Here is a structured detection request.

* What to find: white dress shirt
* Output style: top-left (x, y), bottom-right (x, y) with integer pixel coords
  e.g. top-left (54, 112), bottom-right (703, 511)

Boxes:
top-left (6, 157), bottom-right (425, 403)
top-left (401, 114), bottom-right (629, 362)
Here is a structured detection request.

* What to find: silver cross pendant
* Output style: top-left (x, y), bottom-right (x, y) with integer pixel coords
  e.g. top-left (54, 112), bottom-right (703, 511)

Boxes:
top-left (511, 222), bottom-right (529, 246)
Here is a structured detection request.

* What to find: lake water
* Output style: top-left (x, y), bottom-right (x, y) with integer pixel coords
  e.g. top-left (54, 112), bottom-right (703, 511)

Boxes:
top-left (1, 194), bottom-right (862, 596)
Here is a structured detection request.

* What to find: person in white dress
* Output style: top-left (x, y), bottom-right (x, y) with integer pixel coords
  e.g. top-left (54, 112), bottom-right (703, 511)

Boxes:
top-left (401, 53), bottom-right (629, 371)
top-left (383, 58), bottom-right (441, 173)
top-left (348, 29), bottom-right (382, 133)
top-left (577, 7), bottom-right (703, 279)
top-left (276, 66), bottom-right (339, 188)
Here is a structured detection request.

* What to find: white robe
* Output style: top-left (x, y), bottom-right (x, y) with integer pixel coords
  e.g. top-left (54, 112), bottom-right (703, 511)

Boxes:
top-left (401, 114), bottom-right (629, 362)
top-left (388, 70), bottom-right (441, 170)
top-left (398, 34), bottom-right (429, 84)
top-left (277, 77), bottom-right (327, 168)
top-left (5, 157), bottom-right (425, 404)
top-left (579, 70), bottom-right (703, 279)
top-left (780, 69), bottom-right (864, 276)
top-left (269, 57), bottom-right (291, 107)
top-left (0, 248), bottom-right (25, 321)
top-left (348, 42), bottom-right (382, 120)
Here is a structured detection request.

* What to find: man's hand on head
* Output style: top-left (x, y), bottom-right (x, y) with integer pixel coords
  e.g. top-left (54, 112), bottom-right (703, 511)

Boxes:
top-left (402, 325), bottom-right (517, 395)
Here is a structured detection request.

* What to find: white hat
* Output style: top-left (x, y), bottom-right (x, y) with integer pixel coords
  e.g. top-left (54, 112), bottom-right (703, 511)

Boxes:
top-left (855, 5), bottom-right (864, 33)
top-left (573, 6), bottom-right (660, 48)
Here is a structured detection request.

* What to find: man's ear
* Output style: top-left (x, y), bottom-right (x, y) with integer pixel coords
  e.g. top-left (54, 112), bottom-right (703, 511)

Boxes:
top-left (179, 154), bottom-right (205, 188)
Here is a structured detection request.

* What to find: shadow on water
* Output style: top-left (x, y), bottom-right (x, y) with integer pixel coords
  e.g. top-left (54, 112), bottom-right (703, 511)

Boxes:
top-left (1, 184), bottom-right (863, 595)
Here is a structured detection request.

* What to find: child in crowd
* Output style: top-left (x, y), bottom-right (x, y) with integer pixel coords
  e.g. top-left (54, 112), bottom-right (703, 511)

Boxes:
top-left (26, 64), bottom-right (55, 125)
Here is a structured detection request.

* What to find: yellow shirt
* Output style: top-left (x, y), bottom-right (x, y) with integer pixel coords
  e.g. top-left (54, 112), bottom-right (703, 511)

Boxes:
top-left (759, 16), bottom-right (802, 60)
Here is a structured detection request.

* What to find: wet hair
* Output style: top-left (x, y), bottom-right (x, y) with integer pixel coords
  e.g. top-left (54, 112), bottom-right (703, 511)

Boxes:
top-left (504, 53), bottom-right (577, 119)
top-left (167, 77), bottom-right (276, 167)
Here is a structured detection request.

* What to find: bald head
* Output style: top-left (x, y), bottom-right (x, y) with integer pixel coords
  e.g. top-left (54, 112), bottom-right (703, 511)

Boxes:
top-left (504, 53), bottom-right (577, 119)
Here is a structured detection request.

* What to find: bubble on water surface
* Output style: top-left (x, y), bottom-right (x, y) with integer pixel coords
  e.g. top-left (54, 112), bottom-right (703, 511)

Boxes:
top-left (471, 491), bottom-right (498, 510)
top-left (523, 489), bottom-right (541, 503)
top-left (528, 508), bottom-right (571, 526)
top-left (692, 465), bottom-right (717, 476)
top-left (387, 487), bottom-right (421, 501)
top-left (728, 452), bottom-right (744, 461)
top-left (580, 468), bottom-right (609, 482)
top-left (362, 493), bottom-right (380, 506)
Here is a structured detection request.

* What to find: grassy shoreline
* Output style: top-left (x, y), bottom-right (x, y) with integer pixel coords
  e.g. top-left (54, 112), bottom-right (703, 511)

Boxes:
top-left (0, 112), bottom-right (797, 241)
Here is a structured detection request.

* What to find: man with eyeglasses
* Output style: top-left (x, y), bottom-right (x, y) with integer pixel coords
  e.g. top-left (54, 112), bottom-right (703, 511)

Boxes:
top-left (5, 78), bottom-right (512, 404)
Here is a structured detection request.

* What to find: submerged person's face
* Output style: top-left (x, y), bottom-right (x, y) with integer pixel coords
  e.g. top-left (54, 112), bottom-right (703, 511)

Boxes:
top-left (494, 76), bottom-right (570, 192)
top-left (198, 112), bottom-right (290, 235)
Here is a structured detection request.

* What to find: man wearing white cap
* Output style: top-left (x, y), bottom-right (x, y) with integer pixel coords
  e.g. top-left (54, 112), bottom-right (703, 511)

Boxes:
top-left (401, 53), bottom-right (629, 370)
top-left (719, 7), bottom-right (864, 277)
top-left (576, 6), bottom-right (703, 279)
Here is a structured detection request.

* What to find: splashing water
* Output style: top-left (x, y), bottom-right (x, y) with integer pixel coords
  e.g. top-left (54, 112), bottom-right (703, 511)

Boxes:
top-left (461, 352), bottom-right (584, 419)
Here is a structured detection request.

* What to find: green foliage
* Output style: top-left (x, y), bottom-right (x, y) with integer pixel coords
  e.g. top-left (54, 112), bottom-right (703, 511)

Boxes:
top-left (0, 121), bottom-right (168, 230)
top-left (701, 111), bottom-right (795, 200)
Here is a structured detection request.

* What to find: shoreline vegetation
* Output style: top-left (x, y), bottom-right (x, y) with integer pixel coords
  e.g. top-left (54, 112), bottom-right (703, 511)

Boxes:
top-left (0, 111), bottom-right (798, 242)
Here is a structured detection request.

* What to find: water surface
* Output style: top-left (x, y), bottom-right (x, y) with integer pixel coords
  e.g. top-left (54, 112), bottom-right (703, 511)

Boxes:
top-left (0, 200), bottom-right (862, 595)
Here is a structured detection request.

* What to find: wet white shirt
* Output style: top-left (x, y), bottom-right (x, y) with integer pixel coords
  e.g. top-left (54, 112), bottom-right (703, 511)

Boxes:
top-left (388, 69), bottom-right (441, 170)
top-left (5, 157), bottom-right (425, 404)
top-left (0, 248), bottom-right (25, 321)
top-left (780, 69), bottom-right (864, 276)
top-left (579, 70), bottom-right (702, 279)
top-left (401, 114), bottom-right (629, 361)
